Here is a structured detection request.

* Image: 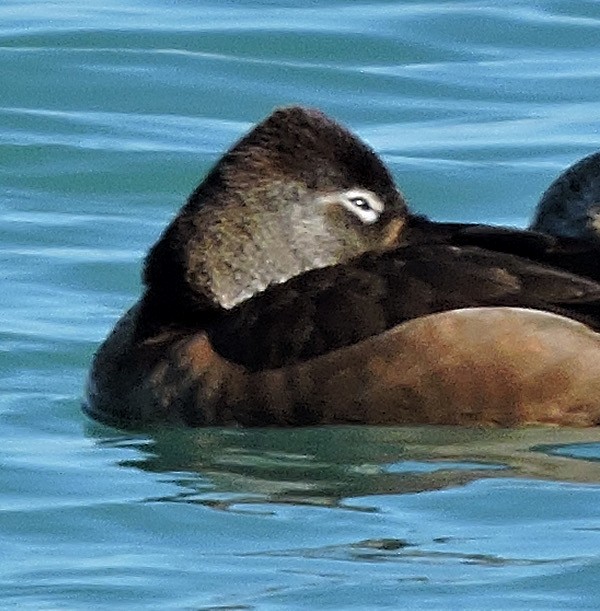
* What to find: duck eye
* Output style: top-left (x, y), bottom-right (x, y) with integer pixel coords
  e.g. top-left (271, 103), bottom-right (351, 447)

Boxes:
top-left (349, 196), bottom-right (372, 211)
top-left (317, 189), bottom-right (384, 225)
top-left (340, 191), bottom-right (384, 224)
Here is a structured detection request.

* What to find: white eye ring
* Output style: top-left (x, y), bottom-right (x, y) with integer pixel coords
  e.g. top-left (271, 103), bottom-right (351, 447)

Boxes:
top-left (340, 189), bottom-right (384, 224)
top-left (317, 189), bottom-right (385, 224)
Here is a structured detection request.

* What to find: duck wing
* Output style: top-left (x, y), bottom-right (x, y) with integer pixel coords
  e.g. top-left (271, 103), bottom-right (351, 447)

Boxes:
top-left (207, 243), bottom-right (600, 370)
top-left (406, 216), bottom-right (600, 282)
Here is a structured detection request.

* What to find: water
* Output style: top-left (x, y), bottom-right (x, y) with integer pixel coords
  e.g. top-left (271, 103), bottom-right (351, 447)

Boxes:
top-left (2, 0), bottom-right (600, 608)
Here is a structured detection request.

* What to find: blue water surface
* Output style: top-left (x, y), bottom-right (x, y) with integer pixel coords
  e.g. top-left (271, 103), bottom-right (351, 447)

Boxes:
top-left (2, 1), bottom-right (600, 608)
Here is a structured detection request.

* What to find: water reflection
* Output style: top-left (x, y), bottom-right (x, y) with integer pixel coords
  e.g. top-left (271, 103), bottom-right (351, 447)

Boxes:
top-left (87, 424), bottom-right (600, 509)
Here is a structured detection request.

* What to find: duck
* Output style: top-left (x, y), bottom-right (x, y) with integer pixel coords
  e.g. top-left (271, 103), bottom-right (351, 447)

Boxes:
top-left (84, 106), bottom-right (600, 429)
top-left (530, 151), bottom-right (600, 242)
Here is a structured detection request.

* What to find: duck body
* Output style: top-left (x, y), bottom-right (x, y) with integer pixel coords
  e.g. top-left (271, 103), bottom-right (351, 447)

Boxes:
top-left (86, 305), bottom-right (600, 428)
top-left (205, 227), bottom-right (600, 372)
top-left (84, 106), bottom-right (600, 430)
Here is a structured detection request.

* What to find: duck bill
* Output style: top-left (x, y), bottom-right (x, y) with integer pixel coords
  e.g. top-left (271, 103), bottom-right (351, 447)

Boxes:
top-left (379, 216), bottom-right (407, 250)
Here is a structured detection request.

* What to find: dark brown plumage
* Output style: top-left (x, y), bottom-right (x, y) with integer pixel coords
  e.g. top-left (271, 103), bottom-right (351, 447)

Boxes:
top-left (406, 215), bottom-right (600, 283)
top-left (85, 106), bottom-right (600, 429)
top-left (207, 229), bottom-right (600, 370)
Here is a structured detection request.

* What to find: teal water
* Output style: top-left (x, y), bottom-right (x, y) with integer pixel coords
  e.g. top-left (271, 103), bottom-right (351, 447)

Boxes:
top-left (3, 1), bottom-right (600, 608)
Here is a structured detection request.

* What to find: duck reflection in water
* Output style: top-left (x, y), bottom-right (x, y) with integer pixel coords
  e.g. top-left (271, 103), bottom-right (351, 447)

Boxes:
top-left (84, 106), bottom-right (600, 429)
top-left (89, 425), bottom-right (600, 509)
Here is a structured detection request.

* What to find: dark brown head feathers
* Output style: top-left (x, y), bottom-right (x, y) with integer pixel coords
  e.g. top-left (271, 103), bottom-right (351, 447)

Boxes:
top-left (193, 106), bottom-right (403, 201)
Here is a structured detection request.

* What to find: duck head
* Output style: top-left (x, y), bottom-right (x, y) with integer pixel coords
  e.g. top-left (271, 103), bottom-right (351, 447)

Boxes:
top-left (531, 151), bottom-right (600, 241)
top-left (143, 106), bottom-right (408, 320)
